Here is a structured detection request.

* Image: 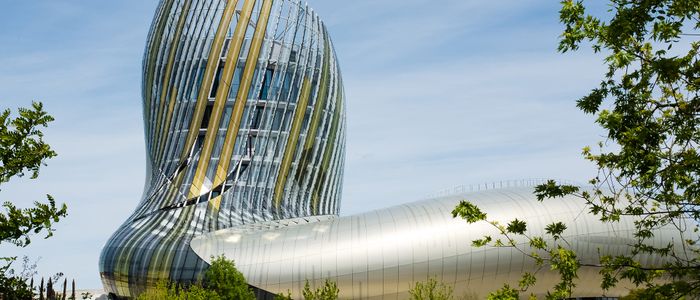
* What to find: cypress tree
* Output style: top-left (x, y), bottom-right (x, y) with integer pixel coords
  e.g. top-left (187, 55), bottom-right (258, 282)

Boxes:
top-left (47, 278), bottom-right (54, 300)
top-left (39, 278), bottom-right (45, 300)
top-left (71, 279), bottom-right (76, 300)
top-left (62, 278), bottom-right (67, 300)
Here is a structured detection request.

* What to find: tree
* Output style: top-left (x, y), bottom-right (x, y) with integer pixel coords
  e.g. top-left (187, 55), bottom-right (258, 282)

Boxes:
top-left (452, 201), bottom-right (580, 299)
top-left (301, 279), bottom-right (339, 300)
top-left (204, 255), bottom-right (255, 300)
top-left (0, 102), bottom-right (67, 299)
top-left (408, 277), bottom-right (454, 300)
top-left (273, 279), bottom-right (340, 300)
top-left (136, 280), bottom-right (220, 300)
top-left (275, 290), bottom-right (293, 300)
top-left (136, 256), bottom-right (254, 300)
top-left (455, 0), bottom-right (700, 298)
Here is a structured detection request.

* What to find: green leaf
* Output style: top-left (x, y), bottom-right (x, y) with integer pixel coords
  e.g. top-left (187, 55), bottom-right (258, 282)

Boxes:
top-left (545, 222), bottom-right (568, 240)
top-left (472, 236), bottom-right (493, 248)
top-left (506, 219), bottom-right (528, 235)
top-left (534, 180), bottom-right (580, 201)
top-left (452, 200), bottom-right (487, 223)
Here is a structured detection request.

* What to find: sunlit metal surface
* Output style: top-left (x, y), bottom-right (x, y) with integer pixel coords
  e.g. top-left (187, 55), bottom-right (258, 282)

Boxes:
top-left (100, 0), bottom-right (690, 298)
top-left (99, 0), bottom-right (346, 297)
top-left (191, 187), bottom-right (688, 299)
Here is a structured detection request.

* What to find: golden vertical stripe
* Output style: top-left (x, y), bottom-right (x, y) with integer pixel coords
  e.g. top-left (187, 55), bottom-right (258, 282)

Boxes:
top-left (312, 77), bottom-right (343, 214)
top-left (145, 0), bottom-right (176, 139)
top-left (154, 0), bottom-right (192, 164)
top-left (274, 77), bottom-right (313, 209)
top-left (157, 87), bottom-right (178, 164)
top-left (177, 0), bottom-right (239, 165)
top-left (148, 1), bottom-right (244, 283)
top-left (188, 0), bottom-right (255, 198)
top-left (295, 33), bottom-right (331, 182)
top-left (213, 0), bottom-right (274, 187)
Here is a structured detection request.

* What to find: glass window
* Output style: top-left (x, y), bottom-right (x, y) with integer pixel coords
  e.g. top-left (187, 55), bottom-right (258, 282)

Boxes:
top-left (209, 62), bottom-right (225, 98)
top-left (258, 67), bottom-right (275, 100)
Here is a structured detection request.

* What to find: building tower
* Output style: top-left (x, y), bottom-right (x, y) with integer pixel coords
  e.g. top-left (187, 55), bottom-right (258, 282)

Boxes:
top-left (99, 0), bottom-right (346, 297)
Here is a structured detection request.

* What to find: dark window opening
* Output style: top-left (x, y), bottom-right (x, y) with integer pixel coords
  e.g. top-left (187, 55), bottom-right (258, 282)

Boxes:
top-left (209, 62), bottom-right (225, 98)
top-left (200, 104), bottom-right (213, 129)
top-left (221, 38), bottom-right (231, 58)
top-left (280, 69), bottom-right (296, 101)
top-left (251, 105), bottom-right (264, 130)
top-left (258, 67), bottom-right (275, 100)
top-left (194, 134), bottom-right (205, 154)
top-left (289, 49), bottom-right (298, 63)
top-left (190, 63), bottom-right (206, 99)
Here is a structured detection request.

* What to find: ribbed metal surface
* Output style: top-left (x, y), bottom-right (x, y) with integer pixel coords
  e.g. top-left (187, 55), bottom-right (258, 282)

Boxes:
top-left (99, 0), bottom-right (346, 297)
top-left (191, 187), bottom-right (688, 299)
top-left (99, 1), bottom-right (683, 299)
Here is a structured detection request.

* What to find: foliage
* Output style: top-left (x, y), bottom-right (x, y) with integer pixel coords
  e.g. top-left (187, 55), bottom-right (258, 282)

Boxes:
top-left (454, 0), bottom-right (700, 298)
top-left (136, 256), bottom-right (254, 300)
top-left (274, 290), bottom-right (293, 300)
top-left (274, 279), bottom-right (340, 300)
top-left (0, 256), bottom-right (38, 299)
top-left (556, 0), bottom-right (700, 296)
top-left (0, 101), bottom-right (66, 299)
top-left (0, 100), bottom-right (66, 235)
top-left (0, 267), bottom-right (32, 299)
top-left (485, 285), bottom-right (520, 300)
top-left (408, 277), bottom-right (454, 300)
top-left (80, 291), bottom-right (92, 300)
top-left (204, 255), bottom-right (255, 299)
top-left (136, 280), bottom-right (220, 300)
top-left (452, 201), bottom-right (580, 299)
top-left (620, 288), bottom-right (662, 299)
top-left (0, 102), bottom-right (67, 249)
top-left (301, 279), bottom-right (339, 300)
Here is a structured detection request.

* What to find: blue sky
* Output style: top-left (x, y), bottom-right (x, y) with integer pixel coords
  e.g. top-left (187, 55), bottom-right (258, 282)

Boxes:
top-left (1, 0), bottom-right (607, 288)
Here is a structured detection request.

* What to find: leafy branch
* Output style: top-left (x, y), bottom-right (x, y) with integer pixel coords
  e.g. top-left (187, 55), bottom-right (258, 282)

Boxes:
top-left (452, 201), bottom-right (579, 299)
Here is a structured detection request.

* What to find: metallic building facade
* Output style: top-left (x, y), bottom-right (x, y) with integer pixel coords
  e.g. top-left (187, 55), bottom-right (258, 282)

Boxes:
top-left (190, 187), bottom-right (687, 299)
top-left (99, 0), bottom-right (346, 297)
top-left (101, 1), bottom-right (688, 299)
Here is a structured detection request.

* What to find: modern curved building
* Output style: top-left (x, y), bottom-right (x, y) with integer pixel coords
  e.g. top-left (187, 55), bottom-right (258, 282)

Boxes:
top-left (100, 0), bottom-right (345, 297)
top-left (100, 0), bottom-right (687, 299)
top-left (190, 187), bottom-right (684, 299)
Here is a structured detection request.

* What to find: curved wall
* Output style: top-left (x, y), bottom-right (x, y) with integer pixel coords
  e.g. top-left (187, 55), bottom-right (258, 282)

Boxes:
top-left (190, 187), bottom-right (686, 299)
top-left (99, 0), bottom-right (346, 297)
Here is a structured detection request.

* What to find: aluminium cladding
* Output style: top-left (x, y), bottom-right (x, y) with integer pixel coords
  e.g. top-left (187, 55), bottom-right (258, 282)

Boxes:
top-left (100, 0), bottom-right (345, 297)
top-left (99, 0), bottom-right (686, 299)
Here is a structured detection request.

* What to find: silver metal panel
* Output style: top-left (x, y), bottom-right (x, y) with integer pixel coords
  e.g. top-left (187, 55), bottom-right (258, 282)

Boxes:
top-left (191, 187), bottom-right (687, 299)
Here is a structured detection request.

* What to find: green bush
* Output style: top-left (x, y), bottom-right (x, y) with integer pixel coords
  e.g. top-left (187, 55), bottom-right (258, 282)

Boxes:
top-left (301, 279), bottom-right (339, 300)
top-left (136, 280), bottom-right (219, 300)
top-left (408, 277), bottom-right (454, 300)
top-left (137, 255), bottom-right (254, 300)
top-left (204, 256), bottom-right (255, 299)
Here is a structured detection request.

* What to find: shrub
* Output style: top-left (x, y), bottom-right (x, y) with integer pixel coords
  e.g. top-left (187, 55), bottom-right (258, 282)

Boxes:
top-left (136, 280), bottom-right (219, 300)
top-left (204, 255), bottom-right (255, 300)
top-left (301, 279), bottom-right (339, 300)
top-left (408, 277), bottom-right (453, 300)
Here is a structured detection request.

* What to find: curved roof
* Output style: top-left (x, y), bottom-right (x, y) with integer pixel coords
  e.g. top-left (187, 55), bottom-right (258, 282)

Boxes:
top-left (191, 187), bottom-right (685, 298)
